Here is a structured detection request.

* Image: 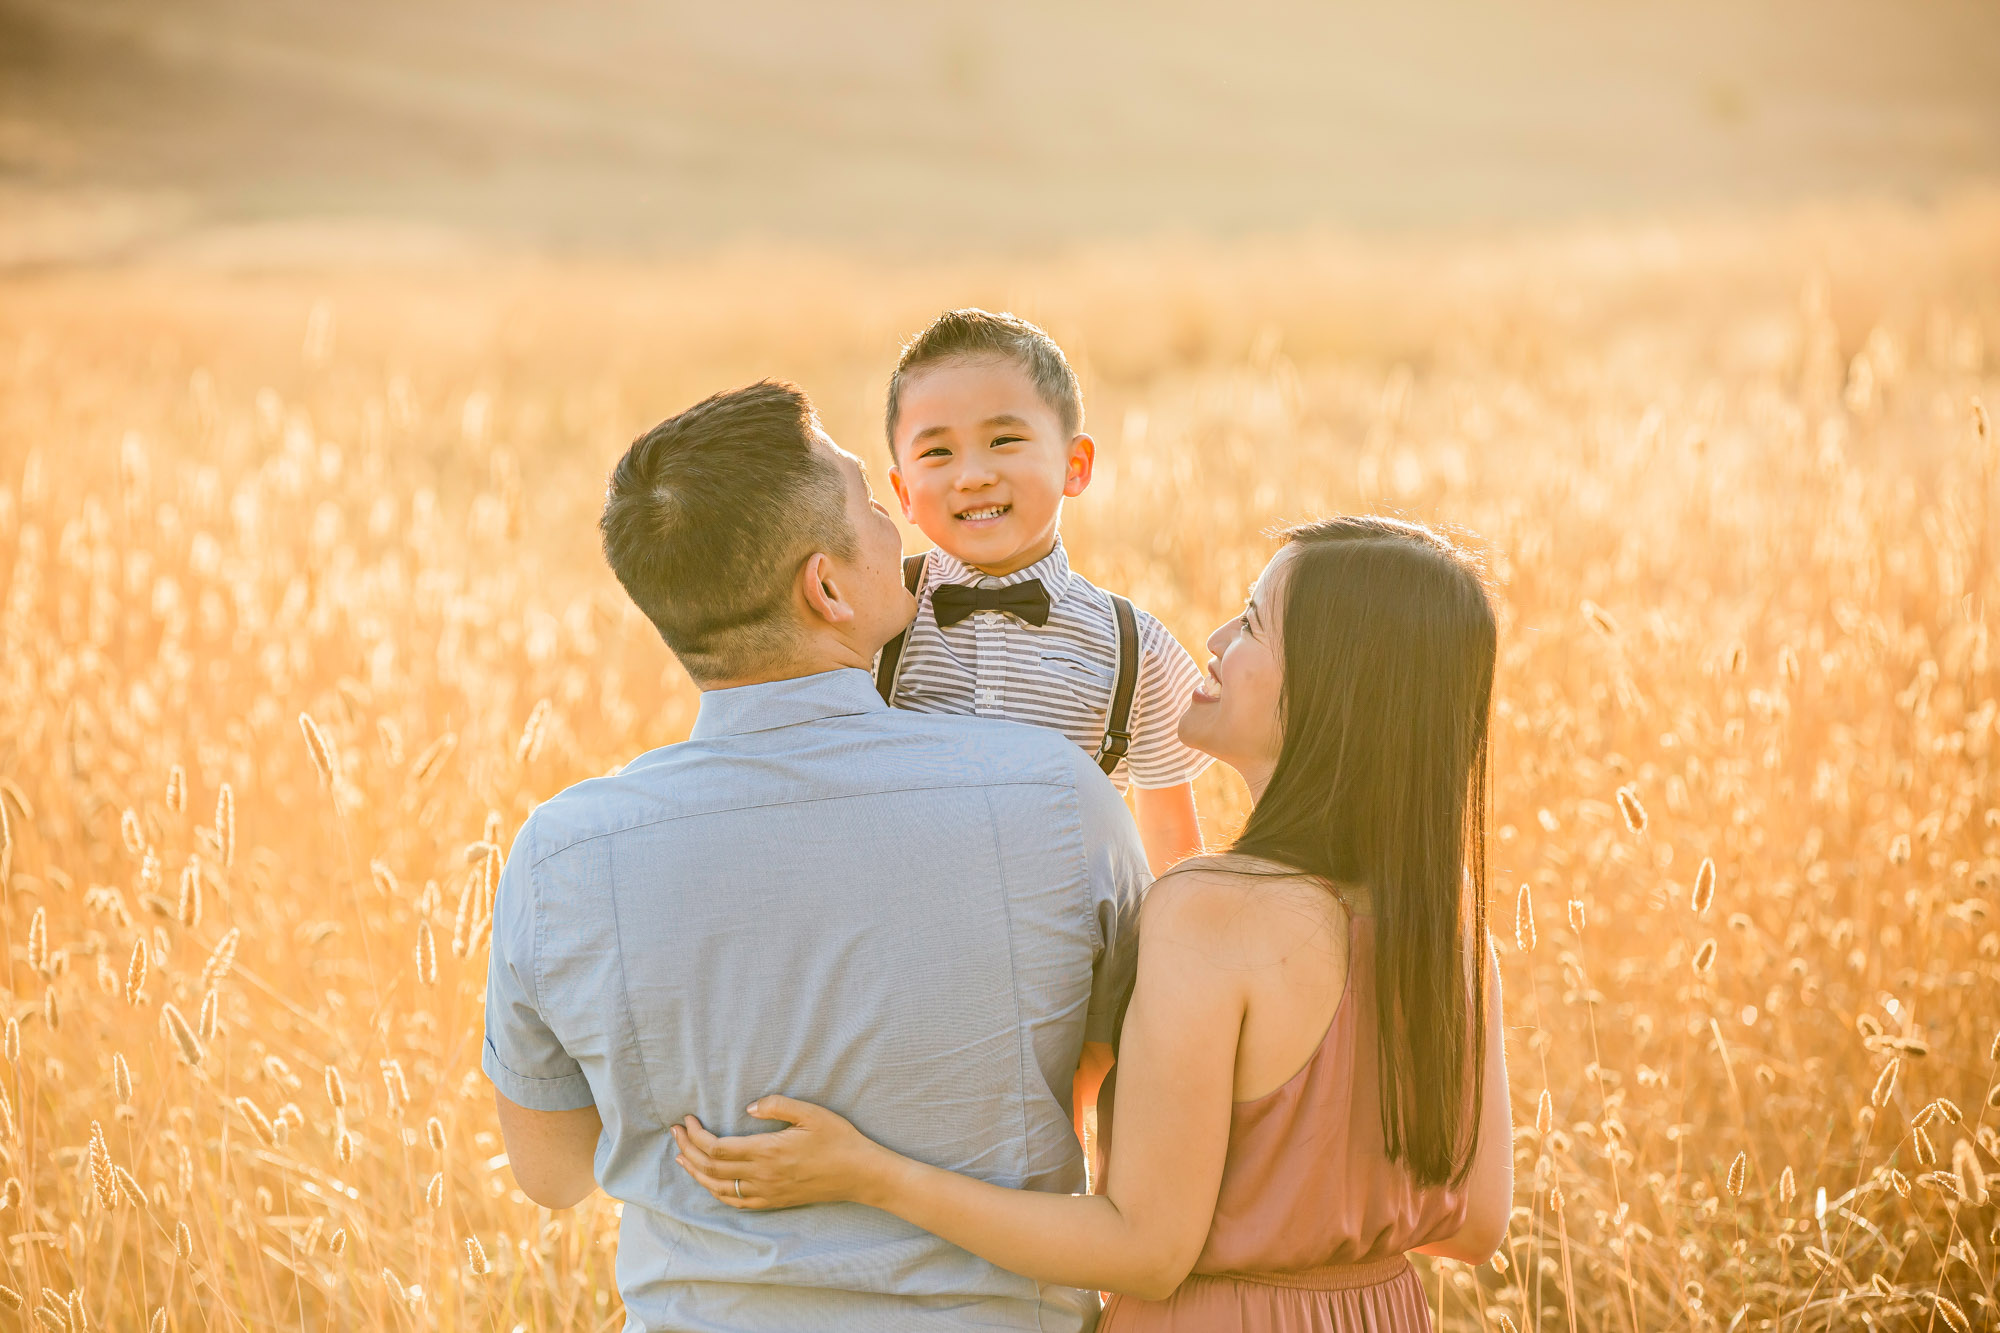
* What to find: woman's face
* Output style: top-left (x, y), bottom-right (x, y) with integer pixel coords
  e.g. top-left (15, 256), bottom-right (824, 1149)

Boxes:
top-left (1178, 544), bottom-right (1293, 797)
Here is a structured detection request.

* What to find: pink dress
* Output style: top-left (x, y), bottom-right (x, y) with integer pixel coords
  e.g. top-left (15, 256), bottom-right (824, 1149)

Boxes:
top-left (1097, 913), bottom-right (1466, 1332)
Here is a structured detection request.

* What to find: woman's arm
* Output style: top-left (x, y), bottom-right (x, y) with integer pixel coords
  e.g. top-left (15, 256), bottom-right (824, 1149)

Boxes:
top-left (673, 872), bottom-right (1249, 1300)
top-left (1412, 944), bottom-right (1512, 1264)
top-left (1133, 782), bottom-right (1202, 875)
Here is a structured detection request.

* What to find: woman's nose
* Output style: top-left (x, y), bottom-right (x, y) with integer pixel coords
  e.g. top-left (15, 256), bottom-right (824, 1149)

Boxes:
top-left (1206, 619), bottom-right (1237, 657)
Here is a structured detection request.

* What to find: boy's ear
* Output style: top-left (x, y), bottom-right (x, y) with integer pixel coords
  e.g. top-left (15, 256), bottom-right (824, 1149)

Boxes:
top-left (798, 551), bottom-right (856, 627)
top-left (1063, 434), bottom-right (1096, 498)
top-left (887, 465), bottom-right (915, 521)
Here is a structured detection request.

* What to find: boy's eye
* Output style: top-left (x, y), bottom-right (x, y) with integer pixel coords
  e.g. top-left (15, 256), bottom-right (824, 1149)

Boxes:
top-left (990, 435), bottom-right (1025, 448)
top-left (918, 446), bottom-right (951, 460)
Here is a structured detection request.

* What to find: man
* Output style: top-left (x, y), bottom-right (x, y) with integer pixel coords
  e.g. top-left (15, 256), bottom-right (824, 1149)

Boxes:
top-left (483, 380), bottom-right (1150, 1331)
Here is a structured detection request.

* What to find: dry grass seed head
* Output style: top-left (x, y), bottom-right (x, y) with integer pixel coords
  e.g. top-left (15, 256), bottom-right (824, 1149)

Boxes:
top-left (176, 856), bottom-right (200, 929)
top-left (214, 783), bottom-right (234, 869)
top-left (298, 712), bottom-right (337, 787)
top-left (1871, 1058), bottom-right (1899, 1108)
top-left (416, 920), bottom-right (438, 985)
top-left (124, 939), bottom-right (147, 1004)
top-left (235, 1097), bottom-right (275, 1146)
top-left (1616, 785), bottom-right (1647, 833)
top-left (1692, 858), bottom-right (1716, 914)
top-left (410, 732), bottom-right (456, 786)
top-left (162, 1003), bottom-right (204, 1067)
top-left (381, 1058), bottom-right (410, 1110)
top-left (199, 929), bottom-right (239, 990)
top-left (1692, 939), bottom-right (1717, 974)
top-left (325, 1064), bottom-right (346, 1109)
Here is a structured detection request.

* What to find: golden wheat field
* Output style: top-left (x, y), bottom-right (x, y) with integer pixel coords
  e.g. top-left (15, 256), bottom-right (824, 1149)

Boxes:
top-left (1, 200), bottom-right (1998, 1332)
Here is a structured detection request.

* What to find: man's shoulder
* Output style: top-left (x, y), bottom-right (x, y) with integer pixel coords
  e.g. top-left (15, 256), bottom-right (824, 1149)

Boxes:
top-left (855, 706), bottom-right (1111, 790)
top-left (514, 713), bottom-right (1109, 864)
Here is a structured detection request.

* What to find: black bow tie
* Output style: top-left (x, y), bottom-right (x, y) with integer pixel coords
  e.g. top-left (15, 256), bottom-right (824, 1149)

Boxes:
top-left (931, 579), bottom-right (1052, 628)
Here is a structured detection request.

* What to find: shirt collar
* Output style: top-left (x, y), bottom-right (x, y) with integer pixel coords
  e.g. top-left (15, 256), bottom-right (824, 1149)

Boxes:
top-left (926, 534), bottom-right (1076, 605)
top-left (688, 667), bottom-right (887, 740)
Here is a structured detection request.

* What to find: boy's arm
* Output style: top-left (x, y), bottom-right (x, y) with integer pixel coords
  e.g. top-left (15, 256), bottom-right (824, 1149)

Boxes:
top-left (1134, 782), bottom-right (1202, 874)
top-left (1073, 1040), bottom-right (1115, 1184)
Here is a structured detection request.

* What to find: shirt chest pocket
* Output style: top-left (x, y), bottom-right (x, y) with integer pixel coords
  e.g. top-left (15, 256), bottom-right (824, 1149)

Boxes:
top-left (1036, 649), bottom-right (1115, 718)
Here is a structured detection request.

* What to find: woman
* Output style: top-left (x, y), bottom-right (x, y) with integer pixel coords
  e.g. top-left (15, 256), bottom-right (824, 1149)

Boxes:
top-left (673, 515), bottom-right (1513, 1330)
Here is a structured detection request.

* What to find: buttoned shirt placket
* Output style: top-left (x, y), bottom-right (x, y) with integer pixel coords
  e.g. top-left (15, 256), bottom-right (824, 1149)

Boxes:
top-left (925, 541), bottom-right (1076, 721)
top-left (972, 580), bottom-right (1006, 717)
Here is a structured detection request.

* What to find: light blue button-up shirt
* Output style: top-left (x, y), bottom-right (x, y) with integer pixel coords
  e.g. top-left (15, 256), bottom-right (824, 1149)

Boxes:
top-left (483, 667), bottom-right (1150, 1332)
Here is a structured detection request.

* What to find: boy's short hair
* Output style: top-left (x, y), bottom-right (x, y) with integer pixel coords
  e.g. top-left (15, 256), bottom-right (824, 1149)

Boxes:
top-left (885, 309), bottom-right (1083, 454)
top-left (600, 380), bottom-right (855, 684)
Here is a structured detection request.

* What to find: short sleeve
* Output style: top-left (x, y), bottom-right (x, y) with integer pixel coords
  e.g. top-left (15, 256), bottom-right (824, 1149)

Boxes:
top-left (1072, 754), bottom-right (1153, 1045)
top-left (1121, 610), bottom-right (1216, 790)
top-left (482, 823), bottom-right (596, 1112)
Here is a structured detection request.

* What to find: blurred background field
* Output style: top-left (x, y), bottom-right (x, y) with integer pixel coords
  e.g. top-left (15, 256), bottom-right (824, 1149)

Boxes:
top-left (3, 2), bottom-right (2000, 1330)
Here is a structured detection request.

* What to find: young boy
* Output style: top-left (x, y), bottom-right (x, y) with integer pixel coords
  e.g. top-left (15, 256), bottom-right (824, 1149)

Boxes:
top-left (874, 308), bottom-right (1209, 873)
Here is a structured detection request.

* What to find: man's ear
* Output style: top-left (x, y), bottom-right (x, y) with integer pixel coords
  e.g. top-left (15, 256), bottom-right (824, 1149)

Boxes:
top-left (888, 465), bottom-right (915, 521)
top-left (799, 551), bottom-right (857, 627)
top-left (1063, 434), bottom-right (1096, 498)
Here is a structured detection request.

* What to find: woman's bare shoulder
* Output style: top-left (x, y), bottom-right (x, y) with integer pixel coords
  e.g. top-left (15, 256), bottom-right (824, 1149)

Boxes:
top-left (1142, 853), bottom-right (1350, 955)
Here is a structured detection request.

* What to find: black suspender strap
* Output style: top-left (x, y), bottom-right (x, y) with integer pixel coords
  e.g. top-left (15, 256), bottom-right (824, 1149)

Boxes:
top-left (874, 553), bottom-right (930, 704)
top-left (1096, 594), bottom-right (1139, 775)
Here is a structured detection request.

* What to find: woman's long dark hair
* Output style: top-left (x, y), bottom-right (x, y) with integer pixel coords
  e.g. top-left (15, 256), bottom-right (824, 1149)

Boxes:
top-left (1232, 515), bottom-right (1495, 1188)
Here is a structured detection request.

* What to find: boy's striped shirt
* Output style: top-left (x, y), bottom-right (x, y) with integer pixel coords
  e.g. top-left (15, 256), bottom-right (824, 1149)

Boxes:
top-left (886, 538), bottom-right (1213, 792)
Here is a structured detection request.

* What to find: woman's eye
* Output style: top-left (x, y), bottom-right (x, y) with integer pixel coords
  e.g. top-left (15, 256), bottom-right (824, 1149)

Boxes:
top-left (1239, 614), bottom-right (1253, 634)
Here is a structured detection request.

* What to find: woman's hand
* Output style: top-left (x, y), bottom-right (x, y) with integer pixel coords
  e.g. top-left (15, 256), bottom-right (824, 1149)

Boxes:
top-left (671, 1096), bottom-right (899, 1211)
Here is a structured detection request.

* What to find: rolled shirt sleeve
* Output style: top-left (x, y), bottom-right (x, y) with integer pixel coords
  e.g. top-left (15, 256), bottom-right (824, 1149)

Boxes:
top-left (1072, 753), bottom-right (1154, 1046)
top-left (1123, 610), bottom-right (1216, 790)
top-left (482, 821), bottom-right (596, 1112)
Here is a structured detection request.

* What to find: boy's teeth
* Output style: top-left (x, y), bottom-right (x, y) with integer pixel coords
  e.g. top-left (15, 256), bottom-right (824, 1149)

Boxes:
top-left (959, 506), bottom-right (1008, 520)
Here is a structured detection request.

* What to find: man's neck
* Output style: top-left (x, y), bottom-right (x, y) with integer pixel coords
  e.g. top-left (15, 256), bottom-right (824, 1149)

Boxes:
top-left (695, 642), bottom-right (878, 693)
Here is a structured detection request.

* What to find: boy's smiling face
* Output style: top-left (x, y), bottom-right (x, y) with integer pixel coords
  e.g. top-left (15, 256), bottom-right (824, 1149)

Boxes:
top-left (889, 356), bottom-right (1093, 577)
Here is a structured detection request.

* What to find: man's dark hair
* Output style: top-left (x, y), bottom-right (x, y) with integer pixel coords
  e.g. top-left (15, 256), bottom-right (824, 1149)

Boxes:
top-left (885, 309), bottom-right (1083, 455)
top-left (601, 381), bottom-right (855, 684)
